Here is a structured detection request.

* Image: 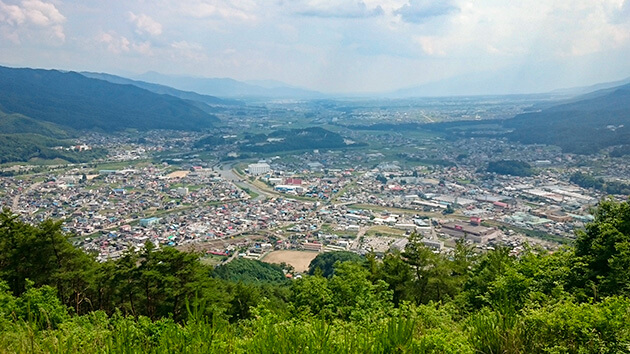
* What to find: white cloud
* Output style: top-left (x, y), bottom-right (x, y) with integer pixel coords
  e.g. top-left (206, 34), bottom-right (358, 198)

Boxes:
top-left (292, 1), bottom-right (384, 18)
top-left (395, 0), bottom-right (459, 23)
top-left (0, 2), bottom-right (26, 25)
top-left (169, 40), bottom-right (207, 61)
top-left (99, 32), bottom-right (130, 54)
top-left (178, 0), bottom-right (257, 21)
top-left (170, 40), bottom-right (202, 51)
top-left (0, 0), bottom-right (65, 42)
top-left (132, 40), bottom-right (153, 55)
top-left (2, 0), bottom-right (630, 93)
top-left (413, 36), bottom-right (446, 56)
top-left (99, 32), bottom-right (156, 56)
top-left (402, 1), bottom-right (630, 60)
top-left (128, 12), bottom-right (162, 36)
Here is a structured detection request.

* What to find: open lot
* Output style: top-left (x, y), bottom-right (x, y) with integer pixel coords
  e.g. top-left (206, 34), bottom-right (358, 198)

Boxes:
top-left (262, 250), bottom-right (319, 273)
top-left (166, 170), bottom-right (190, 179)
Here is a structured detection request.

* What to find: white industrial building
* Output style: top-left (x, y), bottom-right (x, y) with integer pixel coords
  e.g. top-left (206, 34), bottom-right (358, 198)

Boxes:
top-left (248, 163), bottom-right (271, 175)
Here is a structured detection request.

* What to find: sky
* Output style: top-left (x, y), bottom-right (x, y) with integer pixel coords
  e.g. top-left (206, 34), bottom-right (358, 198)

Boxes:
top-left (1, 0), bottom-right (630, 95)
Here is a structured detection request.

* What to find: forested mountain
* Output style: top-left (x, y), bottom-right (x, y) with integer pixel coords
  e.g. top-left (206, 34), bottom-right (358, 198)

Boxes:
top-left (0, 66), bottom-right (219, 133)
top-left (80, 72), bottom-right (240, 106)
top-left (505, 83), bottom-right (630, 154)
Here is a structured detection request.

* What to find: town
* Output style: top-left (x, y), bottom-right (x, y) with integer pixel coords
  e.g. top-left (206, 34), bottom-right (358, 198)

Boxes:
top-left (2, 96), bottom-right (623, 273)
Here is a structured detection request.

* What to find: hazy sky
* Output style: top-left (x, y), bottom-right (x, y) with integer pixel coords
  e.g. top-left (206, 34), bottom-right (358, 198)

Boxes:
top-left (1, 0), bottom-right (629, 94)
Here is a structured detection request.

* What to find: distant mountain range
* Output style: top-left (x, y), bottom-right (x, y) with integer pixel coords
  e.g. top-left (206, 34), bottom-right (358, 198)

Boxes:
top-left (0, 66), bottom-right (218, 133)
top-left (386, 54), bottom-right (630, 97)
top-left (80, 72), bottom-right (240, 106)
top-left (550, 77), bottom-right (630, 96)
top-left (135, 71), bottom-right (326, 99)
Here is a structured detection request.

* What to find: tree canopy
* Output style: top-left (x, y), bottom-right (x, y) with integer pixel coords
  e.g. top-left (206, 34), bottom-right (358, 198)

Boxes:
top-left (486, 160), bottom-right (534, 176)
top-left (307, 251), bottom-right (364, 278)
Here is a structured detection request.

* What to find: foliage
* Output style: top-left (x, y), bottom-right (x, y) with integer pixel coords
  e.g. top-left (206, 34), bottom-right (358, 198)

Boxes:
top-left (194, 135), bottom-right (226, 148)
top-left (505, 84), bottom-right (630, 154)
top-left (571, 198), bottom-right (630, 299)
top-left (486, 160), bottom-right (534, 176)
top-left (213, 258), bottom-right (288, 284)
top-left (570, 172), bottom-right (630, 195)
top-left (0, 110), bottom-right (71, 138)
top-left (0, 134), bottom-right (108, 164)
top-left (240, 127), bottom-right (363, 153)
top-left (610, 144), bottom-right (630, 157)
top-left (307, 251), bottom-right (364, 278)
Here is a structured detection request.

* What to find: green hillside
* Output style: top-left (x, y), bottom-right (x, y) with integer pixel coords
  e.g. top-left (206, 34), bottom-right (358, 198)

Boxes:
top-left (0, 134), bottom-right (107, 164)
top-left (0, 66), bottom-right (219, 132)
top-left (239, 127), bottom-right (364, 153)
top-left (505, 84), bottom-right (630, 154)
top-left (0, 110), bottom-right (71, 138)
top-left (0, 109), bottom-right (107, 164)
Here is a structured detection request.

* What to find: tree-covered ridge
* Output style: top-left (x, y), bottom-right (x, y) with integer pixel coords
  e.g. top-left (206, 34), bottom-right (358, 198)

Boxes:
top-left (194, 135), bottom-right (226, 148)
top-left (505, 83), bottom-right (630, 154)
top-left (486, 160), bottom-right (534, 176)
top-left (0, 109), bottom-right (108, 164)
top-left (239, 127), bottom-right (364, 153)
top-left (2, 199), bottom-right (630, 352)
top-left (0, 134), bottom-right (108, 164)
top-left (307, 251), bottom-right (364, 278)
top-left (213, 257), bottom-right (288, 284)
top-left (0, 110), bottom-right (71, 138)
top-left (570, 172), bottom-right (630, 196)
top-left (0, 66), bottom-right (219, 133)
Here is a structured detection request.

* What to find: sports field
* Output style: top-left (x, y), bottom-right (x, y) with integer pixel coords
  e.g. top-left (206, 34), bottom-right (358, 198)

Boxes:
top-left (262, 250), bottom-right (319, 272)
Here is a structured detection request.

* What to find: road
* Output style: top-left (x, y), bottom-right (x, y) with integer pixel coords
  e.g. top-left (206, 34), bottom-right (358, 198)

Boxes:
top-left (12, 181), bottom-right (42, 211)
top-left (216, 163), bottom-right (268, 201)
top-left (350, 226), bottom-right (369, 250)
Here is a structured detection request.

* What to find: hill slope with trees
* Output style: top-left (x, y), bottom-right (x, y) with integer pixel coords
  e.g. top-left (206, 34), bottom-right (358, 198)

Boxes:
top-left (505, 83), bottom-right (630, 154)
top-left (0, 66), bottom-right (219, 133)
top-left (239, 127), bottom-right (364, 153)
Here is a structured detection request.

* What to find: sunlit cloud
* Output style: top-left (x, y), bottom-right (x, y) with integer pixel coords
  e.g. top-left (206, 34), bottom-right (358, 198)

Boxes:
top-left (0, 0), bottom-right (66, 42)
top-left (293, 1), bottom-right (384, 18)
top-left (128, 12), bottom-right (162, 36)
